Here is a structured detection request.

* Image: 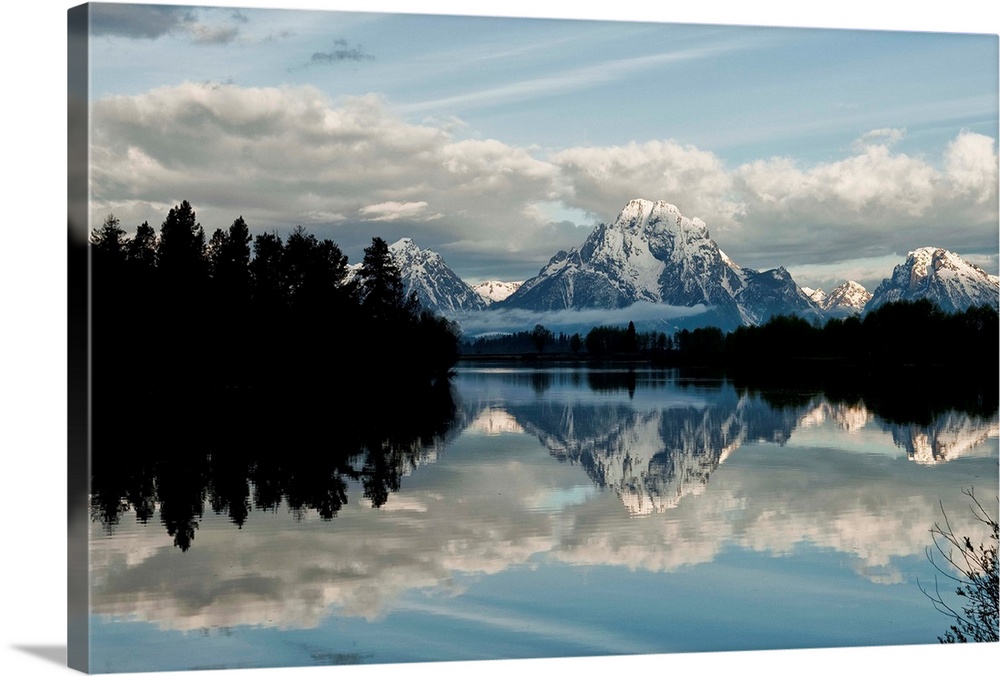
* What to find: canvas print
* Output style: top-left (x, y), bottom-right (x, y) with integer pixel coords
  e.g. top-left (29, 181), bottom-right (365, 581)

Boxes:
top-left (68, 2), bottom-right (999, 673)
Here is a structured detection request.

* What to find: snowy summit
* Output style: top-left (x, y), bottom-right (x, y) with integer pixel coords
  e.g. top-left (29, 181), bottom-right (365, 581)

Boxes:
top-left (472, 280), bottom-right (523, 304)
top-left (500, 198), bottom-right (819, 328)
top-left (387, 238), bottom-right (489, 315)
top-left (803, 281), bottom-right (872, 316)
top-left (865, 247), bottom-right (1000, 314)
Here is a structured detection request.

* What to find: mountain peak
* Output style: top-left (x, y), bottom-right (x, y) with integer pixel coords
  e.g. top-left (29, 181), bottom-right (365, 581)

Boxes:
top-left (500, 198), bottom-right (817, 327)
top-left (867, 247), bottom-right (999, 314)
top-left (382, 237), bottom-right (487, 315)
top-left (823, 281), bottom-right (871, 314)
top-left (803, 287), bottom-right (827, 305)
top-left (473, 280), bottom-right (523, 304)
top-left (613, 199), bottom-right (708, 240)
top-left (389, 237), bottom-right (422, 256)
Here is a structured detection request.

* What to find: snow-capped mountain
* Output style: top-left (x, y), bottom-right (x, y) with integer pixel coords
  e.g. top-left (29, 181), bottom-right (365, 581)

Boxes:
top-left (802, 287), bottom-right (828, 307)
top-left (348, 238), bottom-right (488, 315)
top-left (865, 247), bottom-right (999, 314)
top-left (388, 238), bottom-right (489, 315)
top-left (823, 281), bottom-right (872, 315)
top-left (803, 281), bottom-right (872, 316)
top-left (734, 266), bottom-right (823, 325)
top-left (499, 198), bottom-right (819, 328)
top-left (472, 280), bottom-right (523, 304)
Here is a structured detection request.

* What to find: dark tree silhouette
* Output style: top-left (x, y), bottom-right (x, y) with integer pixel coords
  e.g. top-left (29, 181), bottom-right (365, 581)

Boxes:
top-left (208, 216), bottom-right (251, 294)
top-left (358, 236), bottom-right (410, 324)
top-left (125, 221), bottom-right (157, 271)
top-left (530, 324), bottom-right (553, 354)
top-left (157, 200), bottom-right (206, 281)
top-left (249, 231), bottom-right (286, 307)
top-left (282, 225), bottom-right (353, 312)
top-left (90, 214), bottom-right (127, 261)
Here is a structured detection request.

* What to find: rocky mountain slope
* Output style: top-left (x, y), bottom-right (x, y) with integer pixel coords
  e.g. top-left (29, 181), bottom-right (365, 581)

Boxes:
top-left (472, 280), bottom-right (522, 304)
top-left (865, 247), bottom-right (1000, 314)
top-left (498, 199), bottom-right (820, 328)
top-left (388, 238), bottom-right (489, 315)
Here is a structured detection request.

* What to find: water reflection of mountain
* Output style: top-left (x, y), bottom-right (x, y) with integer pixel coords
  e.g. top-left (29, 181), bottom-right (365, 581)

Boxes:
top-left (883, 411), bottom-right (1000, 464)
top-left (460, 368), bottom-right (999, 514)
top-left (500, 380), bottom-right (808, 514)
top-left (92, 365), bottom-right (999, 544)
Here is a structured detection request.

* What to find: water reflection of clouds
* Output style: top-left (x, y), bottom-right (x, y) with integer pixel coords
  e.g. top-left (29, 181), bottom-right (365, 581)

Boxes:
top-left (91, 423), bottom-right (996, 635)
top-left (90, 371), bottom-right (999, 636)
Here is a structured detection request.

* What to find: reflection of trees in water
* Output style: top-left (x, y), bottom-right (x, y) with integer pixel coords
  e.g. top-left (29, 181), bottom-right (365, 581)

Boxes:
top-left (735, 367), bottom-right (999, 464)
top-left (90, 383), bottom-right (458, 551)
top-left (94, 364), bottom-right (998, 548)
top-left (730, 364), bottom-right (998, 427)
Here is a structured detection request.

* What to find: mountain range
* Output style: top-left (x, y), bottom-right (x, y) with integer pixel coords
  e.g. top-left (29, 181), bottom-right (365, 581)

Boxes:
top-left (802, 281), bottom-right (873, 317)
top-left (372, 199), bottom-right (998, 327)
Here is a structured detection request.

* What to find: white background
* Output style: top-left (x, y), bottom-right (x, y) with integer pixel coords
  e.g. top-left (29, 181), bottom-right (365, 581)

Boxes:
top-left (2, 1), bottom-right (997, 675)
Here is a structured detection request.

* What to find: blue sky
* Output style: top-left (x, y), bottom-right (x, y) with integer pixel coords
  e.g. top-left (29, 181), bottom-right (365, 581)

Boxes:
top-left (84, 1), bottom-right (999, 292)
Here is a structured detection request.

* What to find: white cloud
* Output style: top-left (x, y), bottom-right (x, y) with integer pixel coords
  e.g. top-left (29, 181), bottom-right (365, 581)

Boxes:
top-left (359, 201), bottom-right (439, 222)
top-left (737, 144), bottom-right (939, 218)
top-left (91, 83), bottom-right (572, 268)
top-left (944, 131), bottom-right (999, 202)
top-left (551, 140), bottom-right (742, 228)
top-left (90, 86), bottom-right (997, 281)
top-left (852, 127), bottom-right (906, 151)
top-left (721, 132), bottom-right (997, 271)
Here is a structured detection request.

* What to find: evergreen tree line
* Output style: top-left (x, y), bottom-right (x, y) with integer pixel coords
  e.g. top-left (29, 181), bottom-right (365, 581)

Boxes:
top-left (463, 300), bottom-right (996, 369)
top-left (89, 200), bottom-right (460, 397)
top-left (672, 299), bottom-right (998, 372)
top-left (88, 200), bottom-right (464, 550)
top-left (582, 301), bottom-right (998, 413)
top-left (462, 321), bottom-right (663, 357)
top-left (462, 325), bottom-right (580, 355)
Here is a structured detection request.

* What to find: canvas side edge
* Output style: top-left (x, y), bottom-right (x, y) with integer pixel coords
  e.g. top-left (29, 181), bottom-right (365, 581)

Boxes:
top-left (67, 3), bottom-right (91, 673)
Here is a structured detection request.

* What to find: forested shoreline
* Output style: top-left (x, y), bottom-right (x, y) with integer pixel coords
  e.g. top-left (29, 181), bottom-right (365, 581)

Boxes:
top-left (88, 201), bottom-right (464, 549)
top-left (89, 200), bottom-right (460, 398)
top-left (90, 200), bottom-right (997, 395)
top-left (461, 300), bottom-right (998, 371)
top-left (86, 201), bottom-right (998, 550)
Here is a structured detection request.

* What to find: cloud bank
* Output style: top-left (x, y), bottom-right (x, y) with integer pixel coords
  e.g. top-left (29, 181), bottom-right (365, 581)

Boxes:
top-left (455, 302), bottom-right (708, 337)
top-left (90, 83), bottom-right (999, 285)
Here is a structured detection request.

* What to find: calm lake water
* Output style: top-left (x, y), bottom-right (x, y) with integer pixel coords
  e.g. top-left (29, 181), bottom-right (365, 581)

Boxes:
top-left (88, 365), bottom-right (999, 673)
